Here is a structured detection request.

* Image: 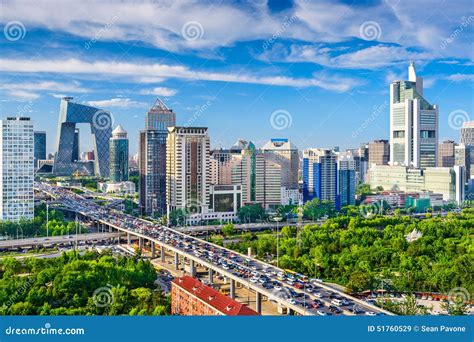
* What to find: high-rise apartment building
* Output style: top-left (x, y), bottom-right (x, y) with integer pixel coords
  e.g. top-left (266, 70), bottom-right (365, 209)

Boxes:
top-left (255, 153), bottom-right (282, 209)
top-left (166, 127), bottom-right (211, 215)
top-left (368, 139), bottom-right (389, 166)
top-left (34, 131), bottom-right (46, 169)
top-left (302, 148), bottom-right (338, 205)
top-left (109, 125), bottom-right (129, 182)
top-left (0, 117), bottom-right (34, 221)
top-left (389, 62), bottom-right (438, 168)
top-left (139, 99), bottom-right (176, 216)
top-left (438, 140), bottom-right (456, 167)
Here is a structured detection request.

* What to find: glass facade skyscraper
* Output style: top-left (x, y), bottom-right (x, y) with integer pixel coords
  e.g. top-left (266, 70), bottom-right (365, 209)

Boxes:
top-left (139, 98), bottom-right (176, 216)
top-left (109, 125), bottom-right (129, 182)
top-left (34, 131), bottom-right (46, 169)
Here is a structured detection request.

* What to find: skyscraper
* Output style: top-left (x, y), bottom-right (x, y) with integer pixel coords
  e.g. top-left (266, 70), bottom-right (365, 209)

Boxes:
top-left (231, 141), bottom-right (256, 204)
top-left (260, 138), bottom-right (299, 190)
top-left (302, 148), bottom-right (338, 204)
top-left (438, 140), bottom-right (456, 167)
top-left (460, 121), bottom-right (474, 179)
top-left (0, 117), bottom-right (34, 221)
top-left (34, 131), bottom-right (46, 169)
top-left (368, 139), bottom-right (389, 166)
top-left (389, 62), bottom-right (438, 168)
top-left (455, 144), bottom-right (471, 180)
top-left (255, 153), bottom-right (282, 209)
top-left (54, 97), bottom-right (112, 177)
top-left (338, 157), bottom-right (356, 207)
top-left (109, 125), bottom-right (129, 182)
top-left (166, 127), bottom-right (211, 215)
top-left (139, 98), bottom-right (176, 216)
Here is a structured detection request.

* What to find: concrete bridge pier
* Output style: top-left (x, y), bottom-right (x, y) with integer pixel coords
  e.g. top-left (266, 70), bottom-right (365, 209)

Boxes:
top-left (256, 292), bottom-right (262, 314)
top-left (174, 252), bottom-right (179, 270)
top-left (160, 247), bottom-right (165, 262)
top-left (189, 259), bottom-right (196, 277)
top-left (208, 268), bottom-right (214, 283)
top-left (151, 242), bottom-right (156, 258)
top-left (127, 233), bottom-right (131, 245)
top-left (230, 279), bottom-right (236, 299)
top-left (138, 237), bottom-right (144, 251)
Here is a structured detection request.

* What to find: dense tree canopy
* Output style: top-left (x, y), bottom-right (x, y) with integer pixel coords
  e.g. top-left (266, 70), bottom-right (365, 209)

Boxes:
top-left (0, 251), bottom-right (169, 315)
top-left (228, 210), bottom-right (474, 296)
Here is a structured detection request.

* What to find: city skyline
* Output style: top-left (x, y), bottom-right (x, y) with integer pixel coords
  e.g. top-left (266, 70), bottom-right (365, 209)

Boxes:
top-left (0, 1), bottom-right (472, 155)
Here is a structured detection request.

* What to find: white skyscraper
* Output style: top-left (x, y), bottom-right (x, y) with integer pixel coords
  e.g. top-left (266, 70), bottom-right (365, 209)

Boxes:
top-left (0, 117), bottom-right (34, 221)
top-left (166, 127), bottom-right (211, 215)
top-left (390, 62), bottom-right (438, 168)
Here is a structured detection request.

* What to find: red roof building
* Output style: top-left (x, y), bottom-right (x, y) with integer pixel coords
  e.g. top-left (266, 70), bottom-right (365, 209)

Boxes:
top-left (171, 276), bottom-right (259, 316)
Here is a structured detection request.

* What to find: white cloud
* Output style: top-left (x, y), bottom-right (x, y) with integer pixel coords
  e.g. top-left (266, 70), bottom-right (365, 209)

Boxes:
top-left (0, 0), bottom-right (471, 61)
top-left (87, 98), bottom-right (147, 108)
top-left (261, 43), bottom-right (433, 69)
top-left (447, 74), bottom-right (474, 82)
top-left (0, 57), bottom-right (360, 92)
top-left (6, 90), bottom-right (40, 101)
top-left (140, 87), bottom-right (177, 97)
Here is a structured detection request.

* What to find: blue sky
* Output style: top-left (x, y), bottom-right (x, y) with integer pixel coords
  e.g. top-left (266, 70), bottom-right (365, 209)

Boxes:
top-left (0, 0), bottom-right (473, 155)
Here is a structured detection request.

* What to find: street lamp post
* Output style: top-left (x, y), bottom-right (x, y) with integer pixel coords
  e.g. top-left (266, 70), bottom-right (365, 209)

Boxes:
top-left (272, 216), bottom-right (283, 268)
top-left (46, 203), bottom-right (49, 238)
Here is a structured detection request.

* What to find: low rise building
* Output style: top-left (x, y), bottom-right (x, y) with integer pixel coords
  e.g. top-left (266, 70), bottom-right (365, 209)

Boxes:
top-left (171, 276), bottom-right (258, 316)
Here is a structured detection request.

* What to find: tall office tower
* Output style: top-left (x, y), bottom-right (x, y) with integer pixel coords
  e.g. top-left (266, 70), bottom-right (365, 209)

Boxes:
top-left (109, 125), bottom-right (129, 182)
top-left (54, 97), bottom-right (112, 177)
top-left (455, 144), bottom-right (471, 180)
top-left (255, 153), bottom-right (281, 209)
top-left (368, 139), bottom-right (390, 166)
top-left (260, 138), bottom-right (299, 190)
top-left (139, 98), bottom-right (176, 216)
top-left (0, 117), bottom-right (34, 221)
top-left (210, 145), bottom-right (243, 185)
top-left (389, 62), bottom-right (438, 168)
top-left (460, 121), bottom-right (474, 178)
top-left (338, 159), bottom-right (356, 207)
top-left (231, 141), bottom-right (256, 203)
top-left (166, 127), bottom-right (211, 215)
top-left (438, 140), bottom-right (456, 167)
top-left (72, 128), bottom-right (80, 162)
top-left (34, 131), bottom-right (46, 169)
top-left (302, 148), bottom-right (338, 204)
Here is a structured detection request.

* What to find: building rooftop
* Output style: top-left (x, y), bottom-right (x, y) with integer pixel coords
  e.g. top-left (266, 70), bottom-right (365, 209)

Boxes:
top-left (262, 138), bottom-right (298, 150)
top-left (172, 276), bottom-right (259, 316)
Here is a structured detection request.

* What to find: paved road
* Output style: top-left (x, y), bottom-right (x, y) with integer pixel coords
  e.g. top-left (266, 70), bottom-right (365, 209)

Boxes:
top-left (36, 182), bottom-right (394, 316)
top-left (0, 232), bottom-right (118, 248)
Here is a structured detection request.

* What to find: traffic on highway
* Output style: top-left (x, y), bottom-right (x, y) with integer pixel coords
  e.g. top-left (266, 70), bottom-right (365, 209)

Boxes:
top-left (36, 182), bottom-right (391, 316)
